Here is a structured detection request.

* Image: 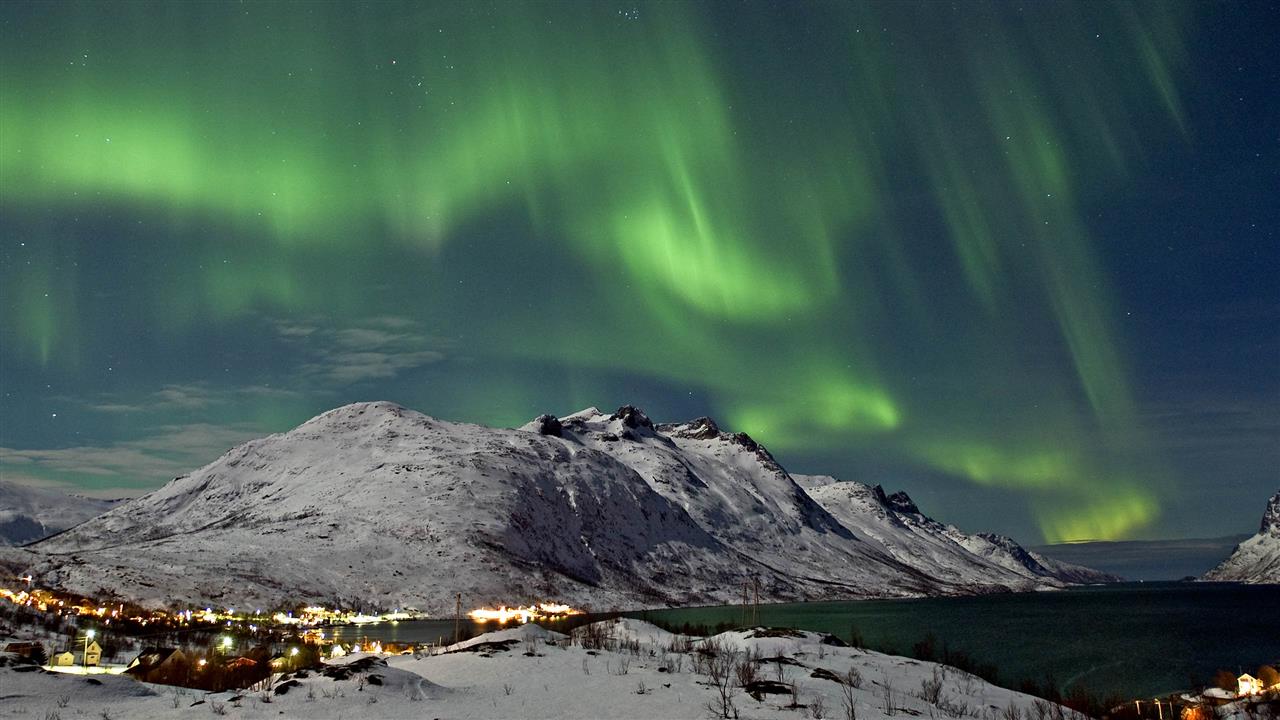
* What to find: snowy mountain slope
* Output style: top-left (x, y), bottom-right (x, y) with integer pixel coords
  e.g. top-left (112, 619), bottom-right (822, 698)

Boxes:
top-left (10, 402), bottom-right (1112, 612)
top-left (0, 480), bottom-right (119, 545)
top-left (553, 409), bottom-right (967, 597)
top-left (798, 477), bottom-right (1119, 585)
top-left (1202, 490), bottom-right (1280, 584)
top-left (20, 403), bottom-right (765, 612)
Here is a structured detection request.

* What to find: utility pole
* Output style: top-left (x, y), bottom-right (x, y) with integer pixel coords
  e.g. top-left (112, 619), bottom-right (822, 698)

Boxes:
top-left (454, 593), bottom-right (461, 646)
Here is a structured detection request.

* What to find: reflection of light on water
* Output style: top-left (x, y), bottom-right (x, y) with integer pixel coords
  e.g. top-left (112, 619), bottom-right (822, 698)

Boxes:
top-left (469, 603), bottom-right (583, 624)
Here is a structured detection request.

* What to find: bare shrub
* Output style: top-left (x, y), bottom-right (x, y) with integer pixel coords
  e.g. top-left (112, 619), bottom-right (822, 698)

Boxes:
top-left (882, 678), bottom-right (896, 716)
top-left (635, 681), bottom-right (648, 695)
top-left (735, 656), bottom-right (758, 688)
top-left (844, 667), bottom-right (863, 689)
top-left (667, 635), bottom-right (694, 654)
top-left (56, 695), bottom-right (70, 709)
top-left (938, 697), bottom-right (971, 718)
top-left (209, 700), bottom-right (227, 715)
top-left (919, 668), bottom-right (944, 704)
top-left (503, 683), bottom-right (514, 696)
top-left (582, 657), bottom-right (590, 675)
top-left (840, 679), bottom-right (858, 720)
top-left (704, 648), bottom-right (739, 719)
top-left (1001, 703), bottom-right (1023, 720)
top-left (811, 693), bottom-right (827, 719)
top-left (609, 657), bottom-right (631, 675)
top-left (576, 622), bottom-right (611, 650)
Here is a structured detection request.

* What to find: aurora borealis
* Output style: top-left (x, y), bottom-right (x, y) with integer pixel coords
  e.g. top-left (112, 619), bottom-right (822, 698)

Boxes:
top-left (1, 1), bottom-right (1276, 544)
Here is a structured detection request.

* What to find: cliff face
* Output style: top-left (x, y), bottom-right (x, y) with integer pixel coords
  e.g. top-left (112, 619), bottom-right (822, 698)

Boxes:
top-left (1202, 491), bottom-right (1280, 584)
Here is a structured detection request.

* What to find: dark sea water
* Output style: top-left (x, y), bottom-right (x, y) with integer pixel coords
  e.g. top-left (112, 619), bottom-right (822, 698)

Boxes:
top-left (326, 583), bottom-right (1278, 699)
top-left (634, 583), bottom-right (1280, 699)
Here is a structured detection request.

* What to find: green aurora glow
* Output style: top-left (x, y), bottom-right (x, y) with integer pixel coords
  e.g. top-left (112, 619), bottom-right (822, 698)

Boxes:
top-left (3, 0), bottom-right (1266, 543)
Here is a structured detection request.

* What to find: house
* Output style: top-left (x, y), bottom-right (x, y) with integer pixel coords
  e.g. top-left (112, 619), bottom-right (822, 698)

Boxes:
top-left (52, 651), bottom-right (75, 666)
top-left (1238, 674), bottom-right (1262, 696)
top-left (124, 648), bottom-right (189, 685)
top-left (83, 640), bottom-right (102, 666)
top-left (224, 657), bottom-right (258, 671)
top-left (2, 642), bottom-right (44, 662)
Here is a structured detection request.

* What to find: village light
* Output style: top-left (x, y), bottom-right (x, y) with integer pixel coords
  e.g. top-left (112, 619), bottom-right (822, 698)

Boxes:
top-left (290, 647), bottom-right (298, 656)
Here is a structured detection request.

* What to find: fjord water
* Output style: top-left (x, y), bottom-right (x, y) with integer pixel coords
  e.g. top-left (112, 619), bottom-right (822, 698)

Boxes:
top-left (633, 583), bottom-right (1280, 698)
top-left (326, 583), bottom-right (1275, 698)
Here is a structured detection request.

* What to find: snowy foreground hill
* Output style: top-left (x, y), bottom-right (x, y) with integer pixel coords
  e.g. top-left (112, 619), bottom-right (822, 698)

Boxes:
top-left (1202, 490), bottom-right (1280, 584)
top-left (0, 618), bottom-right (1074, 720)
top-left (3, 402), bottom-right (1112, 612)
top-left (0, 479), bottom-right (119, 545)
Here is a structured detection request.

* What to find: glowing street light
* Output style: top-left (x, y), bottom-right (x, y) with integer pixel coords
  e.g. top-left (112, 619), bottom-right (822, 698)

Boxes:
top-left (82, 629), bottom-right (95, 669)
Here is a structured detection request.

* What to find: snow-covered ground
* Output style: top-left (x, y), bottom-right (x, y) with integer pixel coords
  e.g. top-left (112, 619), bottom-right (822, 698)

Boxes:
top-left (0, 619), bottom-right (1074, 720)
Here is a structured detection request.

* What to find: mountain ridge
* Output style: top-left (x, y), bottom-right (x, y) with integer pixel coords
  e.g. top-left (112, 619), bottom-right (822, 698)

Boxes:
top-left (3, 401), bottom-right (1114, 612)
top-left (0, 480), bottom-right (121, 546)
top-left (1202, 490), bottom-right (1280, 584)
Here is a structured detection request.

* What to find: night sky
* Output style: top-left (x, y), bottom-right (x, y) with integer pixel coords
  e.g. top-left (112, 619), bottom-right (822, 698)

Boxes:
top-left (1, 1), bottom-right (1276, 545)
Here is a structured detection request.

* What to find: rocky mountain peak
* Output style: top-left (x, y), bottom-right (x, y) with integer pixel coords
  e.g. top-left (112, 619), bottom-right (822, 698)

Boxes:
top-left (868, 485), bottom-right (920, 515)
top-left (1261, 491), bottom-right (1280, 536)
top-left (656, 416), bottom-right (722, 440)
top-left (531, 414), bottom-right (563, 437)
top-left (610, 405), bottom-right (654, 430)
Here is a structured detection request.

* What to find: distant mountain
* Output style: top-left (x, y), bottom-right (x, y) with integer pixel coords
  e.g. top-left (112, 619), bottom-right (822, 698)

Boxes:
top-left (1202, 490), bottom-right (1280, 584)
top-left (795, 476), bottom-right (1119, 585)
top-left (1032, 535), bottom-right (1252, 581)
top-left (0, 480), bottom-right (119, 545)
top-left (5, 402), bottom-right (1113, 612)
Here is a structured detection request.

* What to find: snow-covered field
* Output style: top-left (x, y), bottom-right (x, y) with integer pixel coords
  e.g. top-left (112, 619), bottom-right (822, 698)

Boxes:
top-left (0, 619), bottom-right (1072, 720)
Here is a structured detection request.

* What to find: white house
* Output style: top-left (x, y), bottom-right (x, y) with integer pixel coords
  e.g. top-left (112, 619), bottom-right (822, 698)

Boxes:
top-left (1238, 674), bottom-right (1262, 696)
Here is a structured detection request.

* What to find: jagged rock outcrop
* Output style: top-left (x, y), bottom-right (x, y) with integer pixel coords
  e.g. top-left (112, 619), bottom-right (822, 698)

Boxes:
top-left (1203, 491), bottom-right (1280, 584)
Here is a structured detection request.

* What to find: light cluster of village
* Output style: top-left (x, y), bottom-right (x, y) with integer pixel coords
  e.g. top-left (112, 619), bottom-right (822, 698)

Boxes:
top-left (2, 574), bottom-right (1275, 718)
top-left (1, 574), bottom-right (590, 693)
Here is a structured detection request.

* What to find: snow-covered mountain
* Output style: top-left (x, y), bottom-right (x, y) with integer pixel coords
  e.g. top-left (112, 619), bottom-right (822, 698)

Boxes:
top-left (795, 476), bottom-right (1118, 585)
top-left (1202, 490), bottom-right (1280, 584)
top-left (5, 402), bottom-right (1111, 612)
top-left (0, 480), bottom-right (119, 545)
